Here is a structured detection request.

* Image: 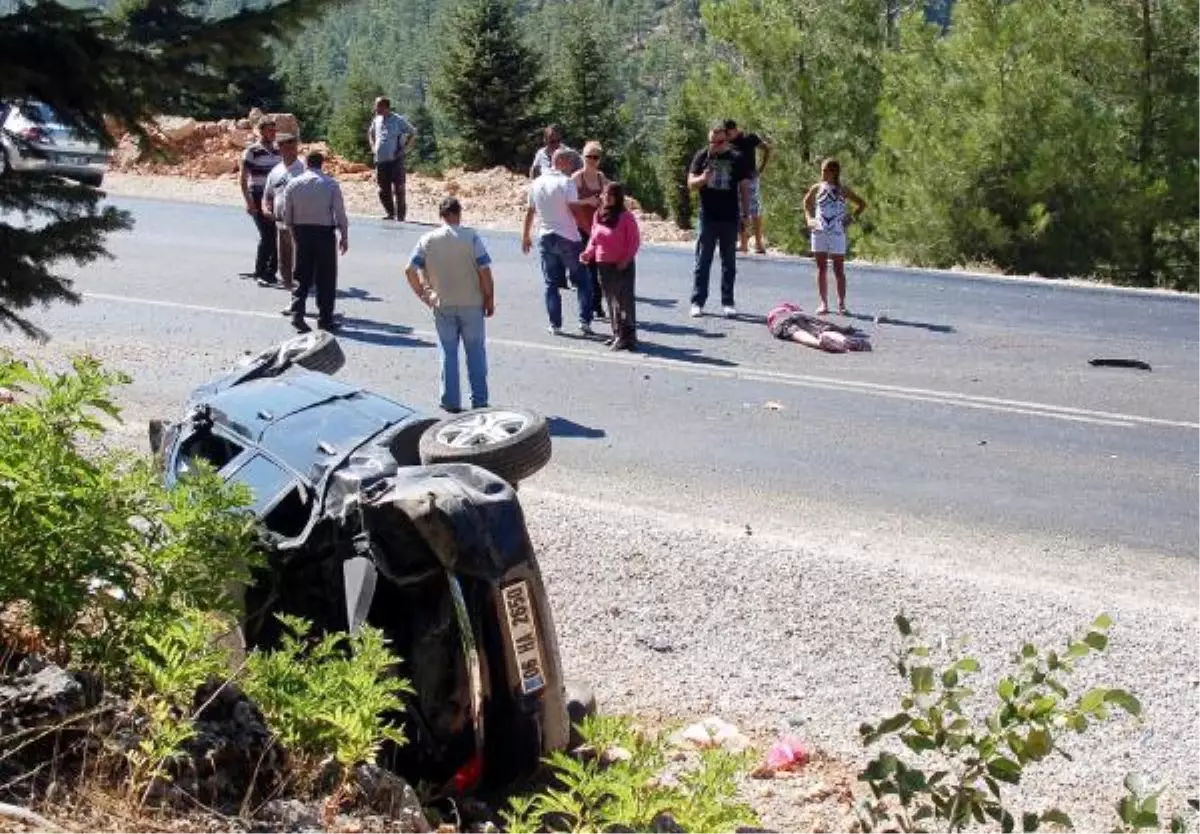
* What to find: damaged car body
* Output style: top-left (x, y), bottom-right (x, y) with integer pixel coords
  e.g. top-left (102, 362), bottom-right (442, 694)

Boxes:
top-left (151, 333), bottom-right (569, 793)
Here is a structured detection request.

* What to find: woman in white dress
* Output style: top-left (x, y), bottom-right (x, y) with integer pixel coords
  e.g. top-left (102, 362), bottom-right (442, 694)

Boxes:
top-left (803, 158), bottom-right (867, 315)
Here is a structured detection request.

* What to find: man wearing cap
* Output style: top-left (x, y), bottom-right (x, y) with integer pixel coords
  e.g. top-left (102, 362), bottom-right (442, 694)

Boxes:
top-left (367, 97), bottom-right (416, 221)
top-left (261, 132), bottom-right (305, 291)
top-left (279, 152), bottom-right (349, 333)
top-left (239, 118), bottom-right (282, 285)
top-left (405, 197), bottom-right (495, 413)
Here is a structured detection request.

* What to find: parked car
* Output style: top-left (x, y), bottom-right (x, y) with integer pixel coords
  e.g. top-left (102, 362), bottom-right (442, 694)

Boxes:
top-left (1, 101), bottom-right (110, 187)
top-left (150, 333), bottom-right (573, 793)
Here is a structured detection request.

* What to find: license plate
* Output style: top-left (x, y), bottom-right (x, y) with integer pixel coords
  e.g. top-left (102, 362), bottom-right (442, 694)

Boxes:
top-left (501, 580), bottom-right (545, 695)
top-left (59, 155), bottom-right (88, 166)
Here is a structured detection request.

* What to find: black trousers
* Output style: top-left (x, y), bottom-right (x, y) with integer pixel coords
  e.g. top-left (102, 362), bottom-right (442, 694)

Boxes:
top-left (578, 229), bottom-right (607, 317)
top-left (375, 158), bottom-right (406, 220)
top-left (250, 186), bottom-right (278, 280)
top-left (290, 225), bottom-right (337, 325)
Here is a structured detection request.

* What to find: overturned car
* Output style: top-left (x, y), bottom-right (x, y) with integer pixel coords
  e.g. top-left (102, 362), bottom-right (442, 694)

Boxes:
top-left (151, 333), bottom-right (571, 793)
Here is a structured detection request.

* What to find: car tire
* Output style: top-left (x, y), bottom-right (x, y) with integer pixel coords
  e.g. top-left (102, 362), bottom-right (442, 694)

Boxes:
top-left (288, 331), bottom-right (345, 375)
top-left (78, 172), bottom-right (104, 188)
top-left (419, 407), bottom-right (551, 485)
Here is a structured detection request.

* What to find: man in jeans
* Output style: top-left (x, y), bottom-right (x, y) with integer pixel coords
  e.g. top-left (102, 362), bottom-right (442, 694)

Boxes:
top-left (687, 123), bottom-right (751, 318)
top-left (522, 149), bottom-right (595, 336)
top-left (367, 96), bottom-right (416, 221)
top-left (405, 197), bottom-right (494, 413)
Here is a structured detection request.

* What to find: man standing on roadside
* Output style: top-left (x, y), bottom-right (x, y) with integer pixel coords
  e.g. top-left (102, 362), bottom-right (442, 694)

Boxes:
top-left (529, 124), bottom-right (582, 179)
top-left (280, 152), bottom-right (349, 333)
top-left (262, 133), bottom-right (305, 291)
top-left (523, 148), bottom-right (594, 336)
top-left (687, 123), bottom-right (751, 318)
top-left (367, 97), bottom-right (416, 221)
top-left (725, 119), bottom-right (771, 255)
top-left (405, 197), bottom-right (495, 413)
top-left (239, 118), bottom-right (281, 285)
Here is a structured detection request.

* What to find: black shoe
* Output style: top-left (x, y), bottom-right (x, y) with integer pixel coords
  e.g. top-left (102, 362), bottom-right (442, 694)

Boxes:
top-left (440, 403), bottom-right (463, 414)
top-left (292, 318), bottom-right (311, 333)
top-left (318, 320), bottom-right (340, 333)
top-left (382, 213), bottom-right (395, 221)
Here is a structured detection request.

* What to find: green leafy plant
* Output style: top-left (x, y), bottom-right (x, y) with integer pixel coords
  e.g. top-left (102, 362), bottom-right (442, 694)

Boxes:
top-left (242, 614), bottom-right (411, 772)
top-left (502, 714), bottom-right (758, 833)
top-left (1116, 772), bottom-right (1188, 833)
top-left (124, 609), bottom-right (230, 801)
top-left (856, 613), bottom-right (1142, 833)
top-left (0, 354), bottom-right (258, 680)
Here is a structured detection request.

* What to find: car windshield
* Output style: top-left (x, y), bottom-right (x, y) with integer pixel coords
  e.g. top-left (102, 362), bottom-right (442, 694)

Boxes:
top-left (17, 102), bottom-right (58, 125)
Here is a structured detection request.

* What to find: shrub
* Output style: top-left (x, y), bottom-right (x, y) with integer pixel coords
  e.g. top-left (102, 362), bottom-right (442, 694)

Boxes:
top-left (502, 714), bottom-right (758, 833)
top-left (0, 354), bottom-right (258, 680)
top-left (856, 613), bottom-right (1143, 832)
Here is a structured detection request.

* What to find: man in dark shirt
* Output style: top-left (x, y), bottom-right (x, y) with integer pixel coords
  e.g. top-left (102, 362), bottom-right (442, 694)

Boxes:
top-left (238, 118), bottom-right (281, 285)
top-left (687, 123), bottom-right (751, 317)
top-left (725, 119), bottom-right (771, 254)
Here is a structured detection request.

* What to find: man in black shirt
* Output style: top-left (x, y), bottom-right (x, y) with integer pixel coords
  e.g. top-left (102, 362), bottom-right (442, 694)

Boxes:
top-left (725, 119), bottom-right (771, 254)
top-left (687, 123), bottom-right (751, 317)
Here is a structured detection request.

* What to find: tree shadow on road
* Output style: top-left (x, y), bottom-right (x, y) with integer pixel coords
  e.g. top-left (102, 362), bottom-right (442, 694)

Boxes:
top-left (336, 317), bottom-right (434, 348)
top-left (635, 341), bottom-right (738, 368)
top-left (638, 320), bottom-right (726, 339)
top-left (547, 416), bottom-right (606, 439)
top-left (844, 312), bottom-right (956, 334)
top-left (636, 295), bottom-right (679, 309)
top-left (337, 286), bottom-right (384, 303)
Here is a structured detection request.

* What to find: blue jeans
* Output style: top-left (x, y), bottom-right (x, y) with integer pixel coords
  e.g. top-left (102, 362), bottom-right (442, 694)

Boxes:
top-left (691, 217), bottom-right (739, 308)
top-left (434, 305), bottom-right (488, 410)
top-left (538, 233), bottom-right (594, 328)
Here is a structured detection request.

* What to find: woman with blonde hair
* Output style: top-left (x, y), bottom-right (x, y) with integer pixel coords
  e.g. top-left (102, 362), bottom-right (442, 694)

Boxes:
top-left (573, 140), bottom-right (609, 320)
top-left (803, 157), bottom-right (866, 315)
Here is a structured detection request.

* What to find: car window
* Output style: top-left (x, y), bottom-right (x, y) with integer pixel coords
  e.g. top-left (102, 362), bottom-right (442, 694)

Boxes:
top-left (18, 102), bottom-right (55, 124)
top-left (175, 430), bottom-right (245, 476)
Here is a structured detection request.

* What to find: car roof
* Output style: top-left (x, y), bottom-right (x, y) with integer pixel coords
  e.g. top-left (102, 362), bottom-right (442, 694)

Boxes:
top-left (203, 370), bottom-right (419, 479)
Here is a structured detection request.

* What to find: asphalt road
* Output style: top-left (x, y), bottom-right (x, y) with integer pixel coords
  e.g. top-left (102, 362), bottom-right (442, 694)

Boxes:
top-left (6, 196), bottom-right (1198, 558)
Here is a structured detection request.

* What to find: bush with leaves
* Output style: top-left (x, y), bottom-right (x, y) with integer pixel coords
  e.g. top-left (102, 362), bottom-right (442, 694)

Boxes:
top-left (855, 613), bottom-right (1145, 833)
top-left (241, 614), bottom-right (411, 773)
top-left (502, 714), bottom-right (758, 833)
top-left (0, 355), bottom-right (258, 680)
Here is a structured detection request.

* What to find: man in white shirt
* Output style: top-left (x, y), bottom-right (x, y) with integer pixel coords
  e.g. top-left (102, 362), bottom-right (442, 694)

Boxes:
top-left (522, 149), bottom-right (595, 336)
top-left (261, 133), bottom-right (306, 291)
top-left (405, 197), bottom-right (495, 412)
top-left (367, 96), bottom-right (416, 221)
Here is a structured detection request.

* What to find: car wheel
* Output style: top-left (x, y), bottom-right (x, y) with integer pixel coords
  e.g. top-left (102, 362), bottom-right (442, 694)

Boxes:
top-left (238, 331), bottom-right (346, 377)
top-left (78, 172), bottom-right (104, 188)
top-left (419, 407), bottom-right (552, 485)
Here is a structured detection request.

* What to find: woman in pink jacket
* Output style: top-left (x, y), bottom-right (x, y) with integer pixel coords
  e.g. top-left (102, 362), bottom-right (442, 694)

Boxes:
top-left (581, 182), bottom-right (641, 351)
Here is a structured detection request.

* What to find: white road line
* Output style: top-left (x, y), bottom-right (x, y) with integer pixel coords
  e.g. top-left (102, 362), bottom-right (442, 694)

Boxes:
top-left (82, 291), bottom-right (1198, 431)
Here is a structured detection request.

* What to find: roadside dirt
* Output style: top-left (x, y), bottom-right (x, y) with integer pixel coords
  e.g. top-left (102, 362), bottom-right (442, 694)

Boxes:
top-left (107, 111), bottom-right (692, 243)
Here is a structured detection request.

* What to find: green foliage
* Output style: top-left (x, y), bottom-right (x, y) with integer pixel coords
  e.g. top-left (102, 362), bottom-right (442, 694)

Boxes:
top-left (409, 99), bottom-right (441, 173)
top-left (242, 614), bottom-right (411, 769)
top-left (620, 130), bottom-right (667, 218)
top-left (432, 0), bottom-right (546, 170)
top-left (545, 2), bottom-right (625, 168)
top-left (0, 355), bottom-right (258, 679)
top-left (659, 82), bottom-right (708, 230)
top-left (502, 714), bottom-right (758, 833)
top-left (278, 57), bottom-right (332, 142)
top-left (327, 59), bottom-right (383, 166)
top-left (856, 613), bottom-right (1142, 833)
top-left (1116, 772), bottom-right (1189, 833)
top-left (0, 0), bottom-right (335, 339)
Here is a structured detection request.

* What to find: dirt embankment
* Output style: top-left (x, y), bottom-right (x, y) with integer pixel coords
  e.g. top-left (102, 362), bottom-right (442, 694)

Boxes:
top-left (108, 110), bottom-right (692, 242)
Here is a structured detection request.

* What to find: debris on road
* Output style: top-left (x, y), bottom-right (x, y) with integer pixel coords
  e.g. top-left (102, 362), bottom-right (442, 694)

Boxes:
top-left (762, 734), bottom-right (810, 774)
top-left (671, 716), bottom-right (751, 752)
top-left (1089, 358), bottom-right (1153, 371)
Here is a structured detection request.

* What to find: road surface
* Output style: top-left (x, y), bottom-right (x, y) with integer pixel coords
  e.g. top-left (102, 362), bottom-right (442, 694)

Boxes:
top-left (8, 195), bottom-right (1194, 558)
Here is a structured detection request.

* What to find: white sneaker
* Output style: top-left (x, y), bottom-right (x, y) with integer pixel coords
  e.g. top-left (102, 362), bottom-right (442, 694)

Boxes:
top-left (547, 325), bottom-right (562, 336)
top-left (723, 305), bottom-right (737, 318)
top-left (580, 323), bottom-right (595, 336)
top-left (689, 304), bottom-right (703, 318)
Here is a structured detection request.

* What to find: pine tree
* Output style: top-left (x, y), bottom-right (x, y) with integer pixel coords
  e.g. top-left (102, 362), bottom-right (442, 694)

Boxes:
top-left (546, 3), bottom-right (625, 170)
top-left (660, 83), bottom-right (707, 230)
top-left (0, 0), bottom-right (333, 340)
top-left (432, 0), bottom-right (546, 170)
top-left (409, 98), bottom-right (440, 172)
top-left (327, 58), bottom-right (383, 164)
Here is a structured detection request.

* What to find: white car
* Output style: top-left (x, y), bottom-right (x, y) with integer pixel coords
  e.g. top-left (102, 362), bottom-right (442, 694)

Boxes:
top-left (1, 101), bottom-right (110, 187)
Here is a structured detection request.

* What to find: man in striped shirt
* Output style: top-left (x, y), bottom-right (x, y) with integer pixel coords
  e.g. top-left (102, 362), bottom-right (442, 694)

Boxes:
top-left (239, 118), bottom-right (282, 285)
